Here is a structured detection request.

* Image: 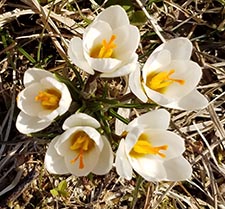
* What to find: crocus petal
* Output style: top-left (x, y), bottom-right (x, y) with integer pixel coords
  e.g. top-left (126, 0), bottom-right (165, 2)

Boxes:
top-left (92, 136), bottom-right (114, 175)
top-left (142, 49), bottom-right (171, 77)
top-left (56, 86), bottom-right (72, 116)
top-left (63, 113), bottom-right (101, 130)
top-left (124, 126), bottom-right (143, 153)
top-left (38, 109), bottom-right (58, 121)
top-left (129, 65), bottom-right (148, 102)
top-left (16, 111), bottom-right (52, 134)
top-left (64, 144), bottom-right (100, 176)
top-left (68, 37), bottom-right (94, 75)
top-left (55, 127), bottom-right (103, 156)
top-left (23, 68), bottom-right (53, 87)
top-left (144, 129), bottom-right (185, 159)
top-left (40, 77), bottom-right (72, 116)
top-left (115, 139), bottom-right (133, 180)
top-left (86, 57), bottom-right (122, 73)
top-left (164, 156), bottom-right (192, 181)
top-left (129, 157), bottom-right (166, 181)
top-left (112, 25), bottom-right (140, 60)
top-left (83, 20), bottom-right (112, 52)
top-left (101, 59), bottom-right (138, 78)
top-left (166, 89), bottom-right (208, 110)
top-left (143, 85), bottom-right (172, 106)
top-left (95, 5), bottom-right (129, 30)
top-left (160, 61), bottom-right (202, 99)
top-left (154, 37), bottom-right (193, 60)
top-left (17, 82), bottom-right (45, 116)
top-left (44, 136), bottom-right (69, 175)
top-left (127, 109), bottom-right (170, 131)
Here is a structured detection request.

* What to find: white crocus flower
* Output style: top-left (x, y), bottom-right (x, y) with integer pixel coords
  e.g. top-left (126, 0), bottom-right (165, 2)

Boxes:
top-left (115, 109), bottom-right (192, 181)
top-left (68, 5), bottom-right (140, 78)
top-left (16, 68), bottom-right (72, 134)
top-left (45, 113), bottom-right (113, 176)
top-left (129, 37), bottom-right (208, 110)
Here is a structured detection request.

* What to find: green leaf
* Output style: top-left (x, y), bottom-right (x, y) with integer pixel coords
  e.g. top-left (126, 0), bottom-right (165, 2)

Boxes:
top-left (105, 0), bottom-right (133, 11)
top-left (58, 180), bottom-right (67, 192)
top-left (17, 46), bottom-right (36, 64)
top-left (59, 190), bottom-right (69, 197)
top-left (130, 10), bottom-right (147, 26)
top-left (50, 188), bottom-right (59, 197)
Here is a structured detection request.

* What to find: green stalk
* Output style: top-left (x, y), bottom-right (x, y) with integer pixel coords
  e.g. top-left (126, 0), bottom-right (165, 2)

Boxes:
top-left (131, 175), bottom-right (143, 209)
top-left (108, 108), bottom-right (129, 125)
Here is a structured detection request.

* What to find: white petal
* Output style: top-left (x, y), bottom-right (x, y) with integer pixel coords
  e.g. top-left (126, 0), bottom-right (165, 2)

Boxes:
top-left (63, 113), bottom-right (100, 130)
top-left (83, 20), bottom-right (112, 52)
top-left (38, 109), bottom-right (58, 121)
top-left (129, 65), bottom-right (148, 102)
top-left (56, 86), bottom-right (72, 116)
top-left (164, 156), bottom-right (193, 181)
top-left (68, 37), bottom-right (94, 75)
top-left (54, 128), bottom-right (77, 155)
top-left (142, 49), bottom-right (171, 78)
top-left (115, 139), bottom-right (133, 180)
top-left (95, 5), bottom-right (129, 30)
top-left (129, 156), bottom-right (166, 181)
top-left (113, 25), bottom-right (140, 60)
top-left (166, 89), bottom-right (208, 110)
top-left (17, 82), bottom-right (45, 116)
top-left (124, 126), bottom-right (142, 153)
top-left (64, 144), bottom-right (100, 176)
top-left (16, 111), bottom-right (52, 134)
top-left (86, 56), bottom-right (122, 73)
top-left (40, 77), bottom-right (72, 116)
top-left (55, 127), bottom-right (103, 156)
top-left (44, 136), bottom-right (69, 175)
top-left (101, 59), bottom-right (138, 78)
top-left (161, 61), bottom-right (202, 99)
top-left (23, 68), bottom-right (53, 87)
top-left (156, 37), bottom-right (193, 60)
top-left (127, 109), bottom-right (170, 131)
top-left (144, 129), bottom-right (185, 159)
top-left (92, 136), bottom-right (114, 175)
top-left (143, 84), bottom-right (173, 106)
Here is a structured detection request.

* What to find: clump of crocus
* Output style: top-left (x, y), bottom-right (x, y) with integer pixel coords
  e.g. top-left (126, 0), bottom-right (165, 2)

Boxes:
top-left (129, 37), bottom-right (208, 110)
top-left (115, 109), bottom-right (192, 181)
top-left (68, 5), bottom-right (140, 78)
top-left (44, 113), bottom-right (113, 176)
top-left (16, 68), bottom-right (72, 134)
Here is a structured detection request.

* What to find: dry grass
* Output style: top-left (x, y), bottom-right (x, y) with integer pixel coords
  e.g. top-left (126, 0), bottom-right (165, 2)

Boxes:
top-left (0, 0), bottom-right (225, 208)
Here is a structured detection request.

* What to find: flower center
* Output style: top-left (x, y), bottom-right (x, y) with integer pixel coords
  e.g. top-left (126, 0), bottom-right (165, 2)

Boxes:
top-left (90, 34), bottom-right (117, 58)
top-left (146, 69), bottom-right (185, 93)
top-left (35, 88), bottom-right (61, 110)
top-left (129, 133), bottom-right (168, 158)
top-left (69, 131), bottom-right (95, 169)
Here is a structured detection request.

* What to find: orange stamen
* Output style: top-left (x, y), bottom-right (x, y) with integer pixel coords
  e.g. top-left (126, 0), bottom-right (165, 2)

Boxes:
top-left (130, 133), bottom-right (168, 158)
top-left (90, 34), bottom-right (117, 58)
top-left (70, 149), bottom-right (84, 169)
top-left (146, 69), bottom-right (185, 93)
top-left (69, 131), bottom-right (95, 169)
top-left (35, 88), bottom-right (61, 110)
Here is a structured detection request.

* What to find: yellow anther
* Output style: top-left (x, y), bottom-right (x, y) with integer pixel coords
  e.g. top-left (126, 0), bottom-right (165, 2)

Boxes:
top-left (146, 69), bottom-right (185, 93)
top-left (35, 88), bottom-right (61, 110)
top-left (70, 131), bottom-right (95, 169)
top-left (129, 133), bottom-right (168, 158)
top-left (90, 34), bottom-right (117, 58)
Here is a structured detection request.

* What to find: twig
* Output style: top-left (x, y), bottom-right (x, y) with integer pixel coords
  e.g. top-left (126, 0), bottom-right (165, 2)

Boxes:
top-left (135, 0), bottom-right (166, 43)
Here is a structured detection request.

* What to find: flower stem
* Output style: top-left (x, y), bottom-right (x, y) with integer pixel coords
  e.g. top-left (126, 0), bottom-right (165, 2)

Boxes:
top-left (131, 175), bottom-right (143, 209)
top-left (108, 108), bottom-right (129, 125)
